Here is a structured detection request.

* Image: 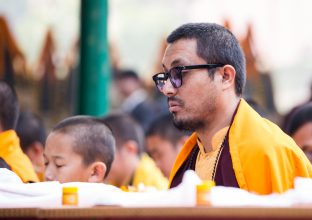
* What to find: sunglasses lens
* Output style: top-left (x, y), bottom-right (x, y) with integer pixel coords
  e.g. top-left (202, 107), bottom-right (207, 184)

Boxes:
top-left (153, 73), bottom-right (167, 91)
top-left (169, 68), bottom-right (182, 88)
top-left (157, 82), bottom-right (165, 91)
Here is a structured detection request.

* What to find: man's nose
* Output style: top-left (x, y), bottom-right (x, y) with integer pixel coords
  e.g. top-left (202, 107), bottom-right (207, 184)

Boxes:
top-left (161, 78), bottom-right (177, 97)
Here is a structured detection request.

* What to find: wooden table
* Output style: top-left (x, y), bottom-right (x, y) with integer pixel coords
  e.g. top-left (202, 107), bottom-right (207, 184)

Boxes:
top-left (1, 206), bottom-right (312, 219)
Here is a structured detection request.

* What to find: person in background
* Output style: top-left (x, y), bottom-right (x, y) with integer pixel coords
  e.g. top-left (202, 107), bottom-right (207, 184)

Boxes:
top-left (152, 23), bottom-right (312, 194)
top-left (100, 113), bottom-right (168, 190)
top-left (146, 113), bottom-right (189, 179)
top-left (16, 111), bottom-right (46, 181)
top-left (113, 69), bottom-right (161, 132)
top-left (0, 81), bottom-right (39, 182)
top-left (284, 102), bottom-right (312, 163)
top-left (44, 116), bottom-right (115, 183)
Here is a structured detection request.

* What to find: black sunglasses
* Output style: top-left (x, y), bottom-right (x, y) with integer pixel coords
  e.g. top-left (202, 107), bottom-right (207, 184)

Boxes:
top-left (152, 64), bottom-right (224, 91)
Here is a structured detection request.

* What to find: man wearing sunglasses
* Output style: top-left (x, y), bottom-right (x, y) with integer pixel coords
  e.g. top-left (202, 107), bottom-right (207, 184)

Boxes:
top-left (152, 23), bottom-right (312, 195)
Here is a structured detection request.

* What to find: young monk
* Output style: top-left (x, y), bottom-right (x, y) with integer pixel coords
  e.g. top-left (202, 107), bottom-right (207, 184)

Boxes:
top-left (146, 113), bottom-right (189, 179)
top-left (44, 116), bottom-right (115, 183)
top-left (100, 113), bottom-right (168, 190)
top-left (16, 111), bottom-right (47, 181)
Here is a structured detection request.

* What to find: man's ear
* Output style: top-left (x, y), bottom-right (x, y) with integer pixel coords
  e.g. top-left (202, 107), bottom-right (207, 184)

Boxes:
top-left (88, 162), bottom-right (107, 183)
top-left (220, 64), bottom-right (236, 90)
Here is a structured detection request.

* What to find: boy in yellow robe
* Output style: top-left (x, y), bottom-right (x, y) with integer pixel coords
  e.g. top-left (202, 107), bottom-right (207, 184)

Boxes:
top-left (101, 113), bottom-right (168, 190)
top-left (44, 116), bottom-right (115, 183)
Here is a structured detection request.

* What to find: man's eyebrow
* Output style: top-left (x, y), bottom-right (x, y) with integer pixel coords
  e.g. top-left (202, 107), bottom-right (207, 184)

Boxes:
top-left (171, 59), bottom-right (183, 67)
top-left (162, 59), bottom-right (183, 71)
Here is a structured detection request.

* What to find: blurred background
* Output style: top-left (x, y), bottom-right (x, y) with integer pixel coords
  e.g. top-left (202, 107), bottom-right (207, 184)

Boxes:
top-left (0, 0), bottom-right (311, 130)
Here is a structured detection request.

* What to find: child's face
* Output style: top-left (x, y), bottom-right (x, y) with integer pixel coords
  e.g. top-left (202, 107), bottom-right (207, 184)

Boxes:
top-left (292, 122), bottom-right (312, 163)
top-left (44, 132), bottom-right (91, 183)
top-left (146, 135), bottom-right (181, 179)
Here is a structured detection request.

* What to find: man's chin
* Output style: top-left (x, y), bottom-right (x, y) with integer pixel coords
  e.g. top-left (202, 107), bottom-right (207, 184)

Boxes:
top-left (172, 116), bottom-right (202, 131)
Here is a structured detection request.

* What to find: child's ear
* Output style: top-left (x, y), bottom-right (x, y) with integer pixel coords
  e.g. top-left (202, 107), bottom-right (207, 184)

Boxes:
top-left (88, 162), bottom-right (107, 183)
top-left (124, 140), bottom-right (138, 155)
top-left (26, 141), bottom-right (44, 165)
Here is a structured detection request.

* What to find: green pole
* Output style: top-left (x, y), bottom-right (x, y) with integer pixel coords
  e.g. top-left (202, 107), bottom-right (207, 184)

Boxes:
top-left (78, 0), bottom-right (110, 116)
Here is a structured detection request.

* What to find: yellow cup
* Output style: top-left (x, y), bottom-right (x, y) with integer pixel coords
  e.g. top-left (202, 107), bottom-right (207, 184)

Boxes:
top-left (196, 181), bottom-right (215, 206)
top-left (62, 186), bottom-right (78, 206)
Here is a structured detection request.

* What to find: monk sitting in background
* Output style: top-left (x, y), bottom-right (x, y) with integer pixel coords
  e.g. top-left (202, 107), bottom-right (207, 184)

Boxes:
top-left (284, 102), bottom-right (312, 163)
top-left (16, 111), bottom-right (46, 181)
top-left (146, 113), bottom-right (189, 179)
top-left (44, 116), bottom-right (115, 183)
top-left (100, 113), bottom-right (168, 190)
top-left (0, 81), bottom-right (39, 183)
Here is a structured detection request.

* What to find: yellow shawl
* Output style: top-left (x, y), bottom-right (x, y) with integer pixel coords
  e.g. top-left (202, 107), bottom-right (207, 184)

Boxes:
top-left (169, 99), bottom-right (312, 194)
top-left (0, 130), bottom-right (39, 182)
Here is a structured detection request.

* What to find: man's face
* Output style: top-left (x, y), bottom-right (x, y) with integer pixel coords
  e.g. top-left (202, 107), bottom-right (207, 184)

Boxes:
top-left (161, 38), bottom-right (220, 131)
top-left (44, 132), bottom-right (91, 183)
top-left (146, 135), bottom-right (181, 178)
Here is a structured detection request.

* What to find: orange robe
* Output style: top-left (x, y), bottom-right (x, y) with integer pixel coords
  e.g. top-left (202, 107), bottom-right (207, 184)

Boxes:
top-left (169, 99), bottom-right (312, 194)
top-left (0, 130), bottom-right (39, 182)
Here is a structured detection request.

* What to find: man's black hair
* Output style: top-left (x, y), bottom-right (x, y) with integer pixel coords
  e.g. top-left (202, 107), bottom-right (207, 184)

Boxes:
top-left (167, 23), bottom-right (246, 95)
